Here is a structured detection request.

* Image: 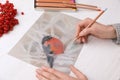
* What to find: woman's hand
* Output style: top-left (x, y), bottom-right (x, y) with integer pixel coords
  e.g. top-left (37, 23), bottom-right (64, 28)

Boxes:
top-left (36, 65), bottom-right (88, 80)
top-left (75, 18), bottom-right (117, 43)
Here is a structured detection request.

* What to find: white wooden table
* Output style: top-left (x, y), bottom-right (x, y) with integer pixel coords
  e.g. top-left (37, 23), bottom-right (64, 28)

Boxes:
top-left (0, 0), bottom-right (120, 80)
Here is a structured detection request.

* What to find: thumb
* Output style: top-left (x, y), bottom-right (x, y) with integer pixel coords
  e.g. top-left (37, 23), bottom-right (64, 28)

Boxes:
top-left (70, 65), bottom-right (88, 80)
top-left (79, 28), bottom-right (91, 37)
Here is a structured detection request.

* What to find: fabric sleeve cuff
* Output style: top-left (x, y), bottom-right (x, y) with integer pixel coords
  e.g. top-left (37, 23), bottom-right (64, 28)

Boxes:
top-left (112, 24), bottom-right (120, 44)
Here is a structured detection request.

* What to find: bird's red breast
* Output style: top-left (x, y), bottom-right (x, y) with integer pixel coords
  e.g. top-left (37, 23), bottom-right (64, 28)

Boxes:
top-left (43, 36), bottom-right (64, 55)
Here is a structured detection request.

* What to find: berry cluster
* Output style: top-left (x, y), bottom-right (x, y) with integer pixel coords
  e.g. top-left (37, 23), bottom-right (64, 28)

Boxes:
top-left (0, 1), bottom-right (19, 37)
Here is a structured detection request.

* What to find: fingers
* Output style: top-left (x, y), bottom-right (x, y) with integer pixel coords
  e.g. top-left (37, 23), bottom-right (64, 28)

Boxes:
top-left (75, 22), bottom-right (82, 38)
top-left (70, 65), bottom-right (83, 78)
top-left (79, 28), bottom-right (91, 37)
top-left (41, 66), bottom-right (79, 80)
top-left (36, 66), bottom-right (85, 80)
top-left (76, 34), bottom-right (88, 43)
top-left (36, 68), bottom-right (59, 80)
top-left (81, 36), bottom-right (88, 43)
top-left (70, 65), bottom-right (88, 80)
top-left (79, 28), bottom-right (91, 43)
top-left (41, 66), bottom-right (68, 78)
top-left (75, 18), bottom-right (92, 43)
top-left (36, 71), bottom-right (49, 80)
top-left (75, 20), bottom-right (87, 37)
top-left (75, 18), bottom-right (92, 37)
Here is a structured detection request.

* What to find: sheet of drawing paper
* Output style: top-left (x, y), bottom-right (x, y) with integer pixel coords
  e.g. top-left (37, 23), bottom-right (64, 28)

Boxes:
top-left (8, 12), bottom-right (83, 74)
top-left (71, 36), bottom-right (120, 80)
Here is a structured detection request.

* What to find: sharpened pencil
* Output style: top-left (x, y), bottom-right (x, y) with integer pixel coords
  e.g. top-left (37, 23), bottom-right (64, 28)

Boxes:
top-left (35, 0), bottom-right (101, 11)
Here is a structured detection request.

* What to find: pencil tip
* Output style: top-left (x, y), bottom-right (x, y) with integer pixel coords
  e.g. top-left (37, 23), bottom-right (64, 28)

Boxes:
top-left (99, 7), bottom-right (108, 11)
top-left (104, 8), bottom-right (108, 11)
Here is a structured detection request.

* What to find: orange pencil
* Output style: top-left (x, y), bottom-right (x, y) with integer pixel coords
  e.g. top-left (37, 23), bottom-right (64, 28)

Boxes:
top-left (36, 1), bottom-right (98, 8)
top-left (35, 1), bottom-right (100, 11)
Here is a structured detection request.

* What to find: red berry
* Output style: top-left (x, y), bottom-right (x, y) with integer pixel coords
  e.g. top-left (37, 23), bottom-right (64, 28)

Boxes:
top-left (0, 33), bottom-right (3, 37)
top-left (0, 29), bottom-right (3, 34)
top-left (0, 1), bottom-right (19, 37)
top-left (21, 12), bottom-right (24, 15)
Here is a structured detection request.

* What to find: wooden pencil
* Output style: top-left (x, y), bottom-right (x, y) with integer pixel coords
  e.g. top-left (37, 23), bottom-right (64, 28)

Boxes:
top-left (36, 1), bottom-right (98, 8)
top-left (86, 9), bottom-right (107, 28)
top-left (35, 3), bottom-right (76, 10)
top-left (36, 0), bottom-right (74, 3)
top-left (35, 2), bottom-right (100, 11)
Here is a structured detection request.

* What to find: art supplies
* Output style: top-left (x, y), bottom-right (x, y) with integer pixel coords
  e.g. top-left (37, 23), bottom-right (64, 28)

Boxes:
top-left (34, 0), bottom-right (100, 11)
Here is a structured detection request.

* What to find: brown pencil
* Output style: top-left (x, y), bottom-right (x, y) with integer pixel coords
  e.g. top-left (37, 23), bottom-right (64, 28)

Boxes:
top-left (74, 8), bottom-right (107, 41)
top-left (35, 2), bottom-right (100, 11)
top-left (36, 0), bottom-right (98, 8)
